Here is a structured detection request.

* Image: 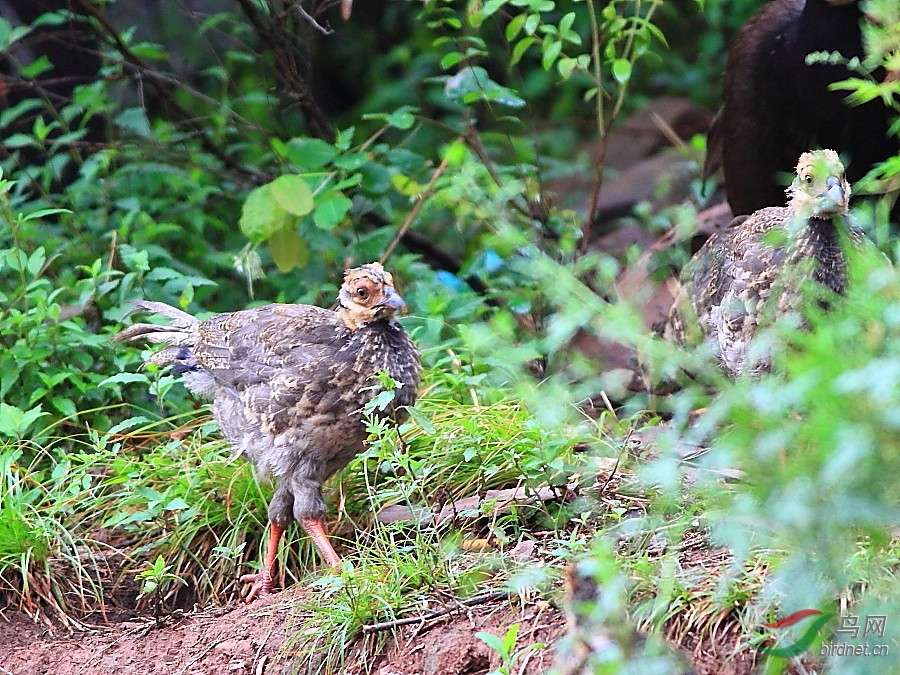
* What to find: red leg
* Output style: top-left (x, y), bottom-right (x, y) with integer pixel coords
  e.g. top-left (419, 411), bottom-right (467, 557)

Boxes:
top-left (300, 517), bottom-right (342, 567)
top-left (241, 521), bottom-right (284, 603)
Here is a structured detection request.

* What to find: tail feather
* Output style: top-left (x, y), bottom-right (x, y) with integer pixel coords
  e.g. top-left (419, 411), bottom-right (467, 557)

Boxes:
top-left (130, 300), bottom-right (199, 328)
top-left (113, 301), bottom-right (200, 347)
top-left (147, 345), bottom-right (193, 367)
top-left (113, 323), bottom-right (197, 346)
top-left (114, 301), bottom-right (218, 397)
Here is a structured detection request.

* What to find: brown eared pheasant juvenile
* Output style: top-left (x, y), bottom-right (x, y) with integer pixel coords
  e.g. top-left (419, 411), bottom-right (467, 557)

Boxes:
top-left (666, 149), bottom-right (879, 377)
top-left (114, 263), bottom-right (420, 601)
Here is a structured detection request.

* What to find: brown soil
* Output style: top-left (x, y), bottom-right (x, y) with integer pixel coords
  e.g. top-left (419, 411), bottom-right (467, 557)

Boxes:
top-left (1, 582), bottom-right (768, 675)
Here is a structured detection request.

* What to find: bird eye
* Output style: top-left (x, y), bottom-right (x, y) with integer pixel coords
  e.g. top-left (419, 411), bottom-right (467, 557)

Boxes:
top-left (356, 287), bottom-right (369, 299)
top-left (803, 174), bottom-right (813, 183)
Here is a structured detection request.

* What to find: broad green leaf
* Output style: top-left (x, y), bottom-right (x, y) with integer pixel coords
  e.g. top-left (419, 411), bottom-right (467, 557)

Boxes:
top-left (0, 403), bottom-right (48, 438)
top-left (239, 184), bottom-right (291, 244)
top-left (313, 193), bottom-right (353, 230)
top-left (269, 175), bottom-right (314, 216)
top-left (120, 244), bottom-right (150, 273)
top-left (285, 137), bottom-right (337, 169)
top-left (268, 225), bottom-right (308, 273)
top-left (20, 55), bottom-right (52, 79)
top-left (51, 396), bottom-right (77, 418)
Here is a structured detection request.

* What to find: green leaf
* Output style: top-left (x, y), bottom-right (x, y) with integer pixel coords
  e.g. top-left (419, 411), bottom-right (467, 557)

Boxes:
top-left (3, 133), bottom-right (37, 149)
top-left (475, 631), bottom-right (507, 657)
top-left (239, 184), bottom-right (291, 244)
top-left (0, 18), bottom-right (30, 51)
top-left (114, 108), bottom-right (152, 138)
top-left (268, 225), bottom-right (308, 273)
top-left (130, 42), bottom-right (169, 61)
top-left (20, 55), bottom-right (52, 79)
top-left (269, 175), bottom-right (314, 216)
top-left (285, 138), bottom-right (337, 169)
top-left (334, 152), bottom-right (369, 171)
top-left (440, 52), bottom-right (466, 70)
top-left (406, 406), bottom-right (436, 434)
top-left (164, 498), bottom-right (190, 511)
top-left (502, 622), bottom-right (519, 653)
top-left (51, 396), bottom-right (77, 418)
top-left (541, 38), bottom-right (563, 71)
top-left (511, 36), bottom-right (537, 66)
top-left (106, 416), bottom-right (152, 436)
top-left (557, 56), bottom-right (578, 79)
top-left (0, 403), bottom-right (48, 438)
top-left (100, 372), bottom-right (151, 387)
top-left (21, 208), bottom-right (71, 222)
top-left (313, 192), bottom-right (353, 230)
top-left (506, 14), bottom-right (526, 42)
top-left (385, 106), bottom-right (417, 130)
top-left (26, 248), bottom-right (46, 276)
top-left (444, 66), bottom-right (525, 108)
top-left (558, 12), bottom-right (575, 38)
top-left (611, 58), bottom-right (632, 84)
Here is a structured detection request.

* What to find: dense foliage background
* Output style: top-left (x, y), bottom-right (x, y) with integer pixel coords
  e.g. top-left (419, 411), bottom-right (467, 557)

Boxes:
top-left (1, 0), bottom-right (898, 672)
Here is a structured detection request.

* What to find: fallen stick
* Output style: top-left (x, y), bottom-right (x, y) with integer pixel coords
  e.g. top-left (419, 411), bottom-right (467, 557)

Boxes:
top-left (361, 590), bottom-right (512, 634)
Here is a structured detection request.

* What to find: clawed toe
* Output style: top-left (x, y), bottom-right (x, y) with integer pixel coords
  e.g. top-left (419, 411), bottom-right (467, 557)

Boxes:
top-left (240, 570), bottom-right (272, 603)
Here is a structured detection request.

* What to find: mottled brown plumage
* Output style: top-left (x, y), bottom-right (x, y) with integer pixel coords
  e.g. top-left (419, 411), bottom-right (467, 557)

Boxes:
top-left (704, 0), bottom-right (898, 219)
top-left (115, 263), bottom-right (421, 600)
top-left (667, 150), bottom-right (873, 377)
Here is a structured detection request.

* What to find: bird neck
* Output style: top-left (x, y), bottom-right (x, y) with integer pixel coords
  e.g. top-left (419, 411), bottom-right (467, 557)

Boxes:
top-left (796, 216), bottom-right (849, 294)
top-left (339, 307), bottom-right (390, 331)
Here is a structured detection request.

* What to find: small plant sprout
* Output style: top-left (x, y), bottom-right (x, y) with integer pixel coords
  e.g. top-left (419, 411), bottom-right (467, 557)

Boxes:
top-left (476, 622), bottom-right (545, 675)
top-left (135, 555), bottom-right (187, 623)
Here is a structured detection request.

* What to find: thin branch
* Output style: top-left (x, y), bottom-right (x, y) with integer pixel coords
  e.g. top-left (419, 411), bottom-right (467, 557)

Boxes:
top-left (380, 138), bottom-right (461, 264)
top-left (361, 590), bottom-right (512, 634)
top-left (291, 3), bottom-right (334, 35)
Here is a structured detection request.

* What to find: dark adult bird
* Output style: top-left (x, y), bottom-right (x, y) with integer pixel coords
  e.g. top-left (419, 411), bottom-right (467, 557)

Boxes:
top-left (667, 149), bottom-right (880, 377)
top-left (115, 263), bottom-right (421, 601)
top-left (704, 0), bottom-right (899, 218)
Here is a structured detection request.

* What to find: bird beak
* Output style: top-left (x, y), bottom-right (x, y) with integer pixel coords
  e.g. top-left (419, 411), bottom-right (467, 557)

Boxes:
top-left (821, 176), bottom-right (847, 209)
top-left (377, 286), bottom-right (407, 312)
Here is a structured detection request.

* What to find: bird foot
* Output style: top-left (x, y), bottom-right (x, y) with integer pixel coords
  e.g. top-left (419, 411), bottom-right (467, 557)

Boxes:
top-left (240, 569), bottom-right (273, 603)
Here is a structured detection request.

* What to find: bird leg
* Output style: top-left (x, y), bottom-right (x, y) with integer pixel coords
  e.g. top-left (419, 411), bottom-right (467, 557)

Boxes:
top-left (241, 521), bottom-right (284, 603)
top-left (240, 518), bottom-right (341, 602)
top-left (300, 517), bottom-right (342, 567)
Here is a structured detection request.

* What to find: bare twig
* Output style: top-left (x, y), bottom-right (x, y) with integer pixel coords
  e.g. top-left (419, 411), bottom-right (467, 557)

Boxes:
top-left (379, 138), bottom-right (461, 264)
top-left (291, 3), bottom-right (334, 35)
top-left (361, 590), bottom-right (512, 634)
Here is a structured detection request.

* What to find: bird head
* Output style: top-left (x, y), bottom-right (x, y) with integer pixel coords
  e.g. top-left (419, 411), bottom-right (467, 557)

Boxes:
top-left (787, 149), bottom-right (850, 220)
top-left (338, 262), bottom-right (407, 330)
